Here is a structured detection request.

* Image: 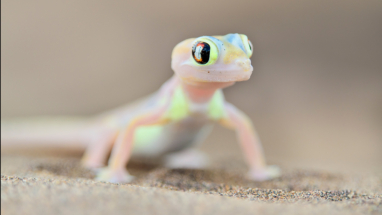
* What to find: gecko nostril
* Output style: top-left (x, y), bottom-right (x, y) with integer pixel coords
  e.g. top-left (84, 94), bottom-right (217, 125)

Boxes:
top-left (236, 59), bottom-right (250, 64)
top-left (236, 59), bottom-right (251, 71)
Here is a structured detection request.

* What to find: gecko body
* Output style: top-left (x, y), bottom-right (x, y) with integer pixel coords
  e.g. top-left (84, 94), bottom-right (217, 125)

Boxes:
top-left (3, 33), bottom-right (281, 183)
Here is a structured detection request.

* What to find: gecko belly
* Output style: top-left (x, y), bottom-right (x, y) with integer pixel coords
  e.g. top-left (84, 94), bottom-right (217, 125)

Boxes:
top-left (131, 116), bottom-right (212, 157)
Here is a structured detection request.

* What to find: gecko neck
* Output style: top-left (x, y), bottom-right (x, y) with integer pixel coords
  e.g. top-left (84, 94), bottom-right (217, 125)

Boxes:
top-left (177, 76), bottom-right (235, 103)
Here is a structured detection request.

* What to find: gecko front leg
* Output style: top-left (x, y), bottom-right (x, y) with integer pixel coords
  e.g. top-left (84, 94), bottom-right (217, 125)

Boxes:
top-left (221, 103), bottom-right (281, 181)
top-left (96, 106), bottom-right (170, 183)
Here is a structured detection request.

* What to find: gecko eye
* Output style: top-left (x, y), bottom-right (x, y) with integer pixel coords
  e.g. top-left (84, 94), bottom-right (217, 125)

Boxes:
top-left (240, 35), bottom-right (253, 58)
top-left (192, 42), bottom-right (210, 64)
top-left (191, 39), bottom-right (219, 66)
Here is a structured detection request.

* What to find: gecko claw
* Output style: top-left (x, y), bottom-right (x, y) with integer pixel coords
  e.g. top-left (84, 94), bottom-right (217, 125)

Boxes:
top-left (247, 165), bottom-right (281, 181)
top-left (95, 168), bottom-right (135, 184)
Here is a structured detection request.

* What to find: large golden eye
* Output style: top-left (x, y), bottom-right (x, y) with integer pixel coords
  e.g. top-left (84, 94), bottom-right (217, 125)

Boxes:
top-left (240, 35), bottom-right (253, 57)
top-left (191, 39), bottom-right (219, 65)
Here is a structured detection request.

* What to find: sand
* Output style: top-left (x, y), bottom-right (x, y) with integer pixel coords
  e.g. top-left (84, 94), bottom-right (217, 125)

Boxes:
top-left (1, 153), bottom-right (381, 215)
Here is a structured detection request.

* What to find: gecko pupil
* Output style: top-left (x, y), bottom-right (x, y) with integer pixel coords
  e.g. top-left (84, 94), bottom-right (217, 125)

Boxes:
top-left (192, 42), bottom-right (210, 64)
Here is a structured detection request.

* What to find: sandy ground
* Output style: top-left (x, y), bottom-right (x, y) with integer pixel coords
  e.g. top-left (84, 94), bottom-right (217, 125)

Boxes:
top-left (1, 152), bottom-right (381, 215)
top-left (2, 1), bottom-right (382, 214)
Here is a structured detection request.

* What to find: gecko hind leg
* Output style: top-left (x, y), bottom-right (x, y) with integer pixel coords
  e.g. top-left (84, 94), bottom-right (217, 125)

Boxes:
top-left (164, 148), bottom-right (209, 169)
top-left (81, 129), bottom-right (117, 169)
top-left (164, 125), bottom-right (213, 169)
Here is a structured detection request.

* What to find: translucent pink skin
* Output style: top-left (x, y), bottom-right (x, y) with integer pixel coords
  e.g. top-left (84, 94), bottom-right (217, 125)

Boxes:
top-left (86, 34), bottom-right (280, 183)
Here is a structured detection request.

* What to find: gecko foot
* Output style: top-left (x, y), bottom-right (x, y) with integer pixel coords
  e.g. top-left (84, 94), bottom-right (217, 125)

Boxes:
top-left (164, 149), bottom-right (209, 169)
top-left (247, 165), bottom-right (281, 181)
top-left (95, 168), bottom-right (135, 184)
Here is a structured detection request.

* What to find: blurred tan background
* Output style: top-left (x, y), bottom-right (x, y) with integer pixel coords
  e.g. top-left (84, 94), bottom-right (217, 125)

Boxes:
top-left (2, 0), bottom-right (382, 173)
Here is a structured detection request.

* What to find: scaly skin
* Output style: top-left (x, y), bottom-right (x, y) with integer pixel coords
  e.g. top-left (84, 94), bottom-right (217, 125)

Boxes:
top-left (81, 33), bottom-right (281, 183)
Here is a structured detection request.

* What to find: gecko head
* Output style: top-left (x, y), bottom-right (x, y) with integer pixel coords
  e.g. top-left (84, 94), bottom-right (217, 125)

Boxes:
top-left (171, 33), bottom-right (253, 83)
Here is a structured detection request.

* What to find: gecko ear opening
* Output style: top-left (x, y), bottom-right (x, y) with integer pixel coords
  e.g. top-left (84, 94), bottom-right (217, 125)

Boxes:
top-left (191, 38), bottom-right (219, 66)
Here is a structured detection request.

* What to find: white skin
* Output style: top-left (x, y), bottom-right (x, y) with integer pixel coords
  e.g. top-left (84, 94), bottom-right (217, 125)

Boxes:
top-left (80, 33), bottom-right (281, 183)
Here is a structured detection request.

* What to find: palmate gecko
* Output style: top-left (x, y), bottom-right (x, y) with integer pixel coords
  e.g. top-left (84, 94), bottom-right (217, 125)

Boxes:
top-left (3, 34), bottom-right (281, 183)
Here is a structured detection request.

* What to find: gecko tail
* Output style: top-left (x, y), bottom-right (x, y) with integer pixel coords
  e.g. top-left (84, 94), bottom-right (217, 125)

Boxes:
top-left (1, 116), bottom-right (94, 153)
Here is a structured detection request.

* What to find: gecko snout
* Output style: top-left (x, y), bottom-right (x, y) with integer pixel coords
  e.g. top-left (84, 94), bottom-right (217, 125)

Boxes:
top-left (236, 59), bottom-right (252, 72)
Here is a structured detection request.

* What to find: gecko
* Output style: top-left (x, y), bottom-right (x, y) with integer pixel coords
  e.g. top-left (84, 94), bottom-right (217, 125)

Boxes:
top-left (2, 33), bottom-right (280, 183)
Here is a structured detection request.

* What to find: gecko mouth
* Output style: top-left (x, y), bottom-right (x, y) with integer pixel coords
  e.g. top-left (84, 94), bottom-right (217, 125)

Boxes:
top-left (173, 57), bottom-right (253, 83)
top-left (182, 68), bottom-right (253, 83)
